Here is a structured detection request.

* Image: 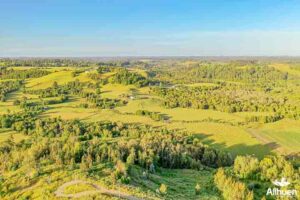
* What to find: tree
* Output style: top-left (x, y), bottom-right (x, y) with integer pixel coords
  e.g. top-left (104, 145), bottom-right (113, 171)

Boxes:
top-left (234, 155), bottom-right (259, 178)
top-left (214, 168), bottom-right (253, 200)
top-left (52, 81), bottom-right (58, 88)
top-left (80, 155), bottom-right (90, 172)
top-left (159, 184), bottom-right (167, 195)
top-left (259, 156), bottom-right (295, 181)
top-left (149, 163), bottom-right (155, 173)
top-left (69, 158), bottom-right (76, 170)
top-left (95, 88), bottom-right (101, 94)
top-left (126, 148), bottom-right (136, 165)
top-left (112, 160), bottom-right (130, 184)
top-left (195, 183), bottom-right (201, 195)
top-left (0, 175), bottom-right (4, 197)
top-left (13, 99), bottom-right (21, 105)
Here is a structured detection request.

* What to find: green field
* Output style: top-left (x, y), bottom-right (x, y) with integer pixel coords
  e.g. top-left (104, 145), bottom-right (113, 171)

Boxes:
top-left (0, 67), bottom-right (296, 156)
top-left (0, 129), bottom-right (28, 143)
top-left (252, 119), bottom-right (300, 154)
top-left (0, 60), bottom-right (299, 200)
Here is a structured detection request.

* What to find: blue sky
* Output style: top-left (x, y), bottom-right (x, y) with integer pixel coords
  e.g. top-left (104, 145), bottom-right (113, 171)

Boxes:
top-left (1, 0), bottom-right (300, 56)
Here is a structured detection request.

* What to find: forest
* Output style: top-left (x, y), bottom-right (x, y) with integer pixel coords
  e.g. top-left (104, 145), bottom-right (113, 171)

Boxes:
top-left (0, 58), bottom-right (299, 200)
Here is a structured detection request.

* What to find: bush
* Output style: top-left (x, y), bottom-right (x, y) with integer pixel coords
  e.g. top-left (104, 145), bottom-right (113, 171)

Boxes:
top-left (259, 155), bottom-right (295, 181)
top-left (159, 184), bottom-right (167, 195)
top-left (13, 100), bottom-right (21, 105)
top-left (214, 168), bottom-right (254, 200)
top-left (234, 155), bottom-right (259, 179)
top-left (112, 160), bottom-right (130, 184)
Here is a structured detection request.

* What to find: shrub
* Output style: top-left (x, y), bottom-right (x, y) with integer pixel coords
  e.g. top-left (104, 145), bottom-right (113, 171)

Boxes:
top-left (234, 155), bottom-right (259, 179)
top-left (214, 168), bottom-right (253, 200)
top-left (159, 184), bottom-right (167, 195)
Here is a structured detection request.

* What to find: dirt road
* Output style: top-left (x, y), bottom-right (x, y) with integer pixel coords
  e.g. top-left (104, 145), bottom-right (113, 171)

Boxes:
top-left (54, 180), bottom-right (145, 200)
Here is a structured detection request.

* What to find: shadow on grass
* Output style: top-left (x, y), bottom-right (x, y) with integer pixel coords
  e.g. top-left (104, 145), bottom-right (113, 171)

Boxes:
top-left (192, 133), bottom-right (276, 158)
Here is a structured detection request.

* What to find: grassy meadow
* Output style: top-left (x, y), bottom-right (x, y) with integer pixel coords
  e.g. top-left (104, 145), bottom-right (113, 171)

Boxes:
top-left (0, 66), bottom-right (297, 157)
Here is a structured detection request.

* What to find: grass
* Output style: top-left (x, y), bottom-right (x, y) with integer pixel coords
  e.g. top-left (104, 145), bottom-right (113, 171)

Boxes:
top-left (128, 68), bottom-right (148, 77)
top-left (1, 66), bottom-right (299, 200)
top-left (25, 70), bottom-right (94, 90)
top-left (37, 88), bottom-right (269, 157)
top-left (0, 99), bottom-right (21, 115)
top-left (130, 166), bottom-right (219, 200)
top-left (0, 91), bottom-right (38, 114)
top-left (168, 122), bottom-right (270, 158)
top-left (39, 94), bottom-right (268, 157)
top-left (0, 129), bottom-right (28, 143)
top-left (117, 98), bottom-right (244, 123)
top-left (2, 163), bottom-right (158, 200)
top-left (64, 183), bottom-right (96, 194)
top-left (0, 103), bottom-right (21, 114)
top-left (43, 101), bottom-right (267, 157)
top-left (270, 63), bottom-right (300, 77)
top-left (26, 70), bottom-right (74, 89)
top-left (1, 67), bottom-right (296, 159)
top-left (185, 82), bottom-right (219, 87)
top-left (101, 84), bottom-right (136, 99)
top-left (253, 119), bottom-right (300, 154)
top-left (233, 111), bottom-right (273, 118)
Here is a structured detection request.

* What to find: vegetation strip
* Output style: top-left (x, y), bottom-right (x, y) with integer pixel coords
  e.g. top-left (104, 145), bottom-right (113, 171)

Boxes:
top-left (54, 180), bottom-right (143, 199)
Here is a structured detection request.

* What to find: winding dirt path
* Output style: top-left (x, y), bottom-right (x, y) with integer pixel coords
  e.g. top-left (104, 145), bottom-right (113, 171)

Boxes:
top-left (54, 180), bottom-right (144, 199)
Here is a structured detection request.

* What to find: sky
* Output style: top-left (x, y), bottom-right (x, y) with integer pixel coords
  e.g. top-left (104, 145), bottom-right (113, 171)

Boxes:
top-left (1, 0), bottom-right (300, 57)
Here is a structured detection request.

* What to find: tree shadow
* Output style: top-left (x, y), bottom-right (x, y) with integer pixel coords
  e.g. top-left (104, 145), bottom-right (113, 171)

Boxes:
top-left (226, 143), bottom-right (277, 158)
top-left (192, 133), bottom-right (277, 159)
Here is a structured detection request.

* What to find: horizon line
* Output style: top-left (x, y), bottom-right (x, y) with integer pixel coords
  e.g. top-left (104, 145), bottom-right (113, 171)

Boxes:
top-left (2, 55), bottom-right (300, 59)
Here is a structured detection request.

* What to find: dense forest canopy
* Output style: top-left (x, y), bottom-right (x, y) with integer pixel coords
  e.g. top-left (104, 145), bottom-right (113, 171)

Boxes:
top-left (149, 63), bottom-right (291, 87)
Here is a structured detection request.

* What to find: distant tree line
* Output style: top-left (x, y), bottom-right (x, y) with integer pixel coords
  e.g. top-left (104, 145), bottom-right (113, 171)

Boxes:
top-left (0, 58), bottom-right (93, 68)
top-left (152, 85), bottom-right (300, 120)
top-left (150, 63), bottom-right (291, 87)
top-left (0, 67), bottom-right (50, 79)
